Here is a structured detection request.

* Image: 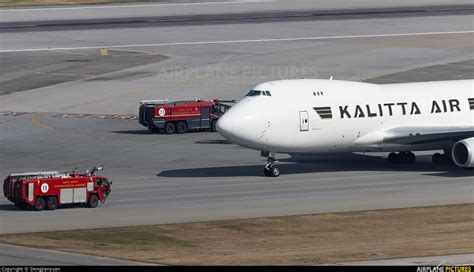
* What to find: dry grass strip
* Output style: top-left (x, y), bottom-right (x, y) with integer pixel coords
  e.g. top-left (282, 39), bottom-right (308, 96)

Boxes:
top-left (0, 204), bottom-right (472, 265)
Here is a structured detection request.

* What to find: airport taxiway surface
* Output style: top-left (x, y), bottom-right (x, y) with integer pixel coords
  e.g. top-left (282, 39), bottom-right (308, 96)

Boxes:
top-left (0, 108), bottom-right (473, 234)
top-left (2, 0), bottom-right (473, 24)
top-left (0, 243), bottom-right (155, 265)
top-left (0, 0), bottom-right (473, 235)
top-left (1, 1), bottom-right (473, 115)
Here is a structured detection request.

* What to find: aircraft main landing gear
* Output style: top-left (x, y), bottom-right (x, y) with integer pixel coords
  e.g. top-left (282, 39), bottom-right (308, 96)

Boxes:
top-left (263, 152), bottom-right (280, 177)
top-left (387, 151), bottom-right (416, 164)
top-left (432, 152), bottom-right (451, 165)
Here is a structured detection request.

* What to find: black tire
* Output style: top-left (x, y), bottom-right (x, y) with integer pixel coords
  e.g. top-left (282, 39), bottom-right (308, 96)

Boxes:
top-left (211, 120), bottom-right (217, 132)
top-left (147, 125), bottom-right (159, 134)
top-left (432, 153), bottom-right (442, 165)
top-left (87, 194), bottom-right (99, 208)
top-left (165, 122), bottom-right (176, 134)
top-left (46, 196), bottom-right (58, 210)
top-left (14, 201), bottom-right (27, 210)
top-left (441, 154), bottom-right (452, 164)
top-left (264, 167), bottom-right (271, 177)
top-left (34, 197), bottom-right (45, 211)
top-left (176, 121), bottom-right (187, 134)
top-left (399, 152), bottom-right (408, 162)
top-left (269, 166), bottom-right (280, 177)
top-left (406, 152), bottom-right (416, 164)
top-left (388, 152), bottom-right (398, 163)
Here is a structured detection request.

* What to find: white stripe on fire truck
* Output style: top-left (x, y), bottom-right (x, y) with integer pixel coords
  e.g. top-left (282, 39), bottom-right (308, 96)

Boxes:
top-left (157, 114), bottom-right (202, 118)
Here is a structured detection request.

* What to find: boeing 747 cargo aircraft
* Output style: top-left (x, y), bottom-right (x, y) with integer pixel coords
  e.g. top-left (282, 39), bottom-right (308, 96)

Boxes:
top-left (216, 79), bottom-right (474, 177)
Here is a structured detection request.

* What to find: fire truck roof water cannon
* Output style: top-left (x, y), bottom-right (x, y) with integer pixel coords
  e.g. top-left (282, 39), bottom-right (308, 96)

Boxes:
top-left (3, 166), bottom-right (112, 211)
top-left (138, 98), bottom-right (235, 134)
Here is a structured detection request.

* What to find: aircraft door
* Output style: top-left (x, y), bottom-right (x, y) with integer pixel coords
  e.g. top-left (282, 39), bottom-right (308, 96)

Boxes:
top-left (299, 111), bottom-right (309, 131)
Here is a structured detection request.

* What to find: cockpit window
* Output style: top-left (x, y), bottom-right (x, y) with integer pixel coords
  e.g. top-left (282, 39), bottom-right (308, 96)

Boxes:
top-left (246, 90), bottom-right (271, 97)
top-left (246, 90), bottom-right (262, 96)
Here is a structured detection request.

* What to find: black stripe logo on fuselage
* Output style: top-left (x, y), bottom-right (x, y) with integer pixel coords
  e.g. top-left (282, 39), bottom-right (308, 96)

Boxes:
top-left (313, 107), bottom-right (332, 119)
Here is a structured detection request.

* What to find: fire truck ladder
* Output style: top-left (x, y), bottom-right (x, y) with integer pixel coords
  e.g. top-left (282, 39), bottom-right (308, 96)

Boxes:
top-left (8, 170), bottom-right (72, 180)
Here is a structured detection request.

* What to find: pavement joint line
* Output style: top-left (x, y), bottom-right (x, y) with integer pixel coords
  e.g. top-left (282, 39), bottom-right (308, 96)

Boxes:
top-left (442, 64), bottom-right (474, 69)
top-left (0, 111), bottom-right (29, 116)
top-left (54, 49), bottom-right (90, 56)
top-left (1, 30), bottom-right (473, 53)
top-left (1, 111), bottom-right (139, 119)
top-left (0, 0), bottom-right (270, 12)
top-left (50, 113), bottom-right (138, 120)
top-left (28, 112), bottom-right (129, 140)
top-left (35, 71), bottom-right (93, 77)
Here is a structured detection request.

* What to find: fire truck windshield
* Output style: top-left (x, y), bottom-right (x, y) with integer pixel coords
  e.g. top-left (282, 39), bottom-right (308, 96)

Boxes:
top-left (97, 178), bottom-right (110, 187)
top-left (214, 104), bottom-right (231, 114)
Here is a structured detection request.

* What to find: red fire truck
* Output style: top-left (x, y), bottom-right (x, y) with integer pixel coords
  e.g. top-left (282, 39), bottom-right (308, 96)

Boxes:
top-left (138, 99), bottom-right (234, 134)
top-left (3, 166), bottom-right (111, 211)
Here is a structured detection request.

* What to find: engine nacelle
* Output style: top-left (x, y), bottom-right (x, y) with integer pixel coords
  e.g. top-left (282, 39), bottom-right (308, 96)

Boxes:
top-left (452, 137), bottom-right (474, 168)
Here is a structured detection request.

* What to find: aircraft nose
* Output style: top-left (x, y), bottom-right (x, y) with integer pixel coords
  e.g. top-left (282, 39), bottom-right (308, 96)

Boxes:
top-left (216, 102), bottom-right (264, 148)
top-left (216, 113), bottom-right (233, 138)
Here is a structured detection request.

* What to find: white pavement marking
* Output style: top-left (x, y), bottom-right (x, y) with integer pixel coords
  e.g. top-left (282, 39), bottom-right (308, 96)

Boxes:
top-left (0, 0), bottom-right (271, 12)
top-left (1, 30), bottom-right (473, 53)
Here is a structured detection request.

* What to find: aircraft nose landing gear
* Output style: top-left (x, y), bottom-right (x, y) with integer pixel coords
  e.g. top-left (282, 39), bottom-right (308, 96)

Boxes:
top-left (262, 151), bottom-right (280, 177)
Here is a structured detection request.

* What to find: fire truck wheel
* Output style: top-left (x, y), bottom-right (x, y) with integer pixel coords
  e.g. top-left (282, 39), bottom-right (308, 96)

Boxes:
top-left (87, 194), bottom-right (99, 208)
top-left (34, 197), bottom-right (45, 211)
top-left (165, 122), bottom-right (176, 134)
top-left (46, 197), bottom-right (58, 210)
top-left (14, 201), bottom-right (27, 209)
top-left (147, 125), bottom-right (159, 134)
top-left (211, 120), bottom-right (217, 132)
top-left (176, 121), bottom-right (187, 134)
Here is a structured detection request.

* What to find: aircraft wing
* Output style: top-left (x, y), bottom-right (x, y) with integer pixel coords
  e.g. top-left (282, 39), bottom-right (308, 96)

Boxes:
top-left (382, 126), bottom-right (474, 145)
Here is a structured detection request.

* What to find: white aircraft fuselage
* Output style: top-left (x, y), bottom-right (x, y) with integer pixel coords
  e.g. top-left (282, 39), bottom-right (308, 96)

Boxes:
top-left (216, 79), bottom-right (474, 175)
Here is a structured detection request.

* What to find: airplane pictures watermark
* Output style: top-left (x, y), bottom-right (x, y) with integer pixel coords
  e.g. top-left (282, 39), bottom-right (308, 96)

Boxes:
top-left (416, 265), bottom-right (472, 272)
top-left (152, 65), bottom-right (321, 83)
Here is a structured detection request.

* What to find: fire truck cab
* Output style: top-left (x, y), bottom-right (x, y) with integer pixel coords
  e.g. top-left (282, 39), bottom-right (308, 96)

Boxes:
top-left (3, 167), bottom-right (111, 211)
top-left (138, 99), bottom-right (233, 134)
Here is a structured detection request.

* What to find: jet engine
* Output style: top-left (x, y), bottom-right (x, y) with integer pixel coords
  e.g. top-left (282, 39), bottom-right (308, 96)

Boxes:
top-left (452, 137), bottom-right (474, 168)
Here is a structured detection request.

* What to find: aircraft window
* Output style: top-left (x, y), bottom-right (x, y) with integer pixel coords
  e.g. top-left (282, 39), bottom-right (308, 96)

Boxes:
top-left (245, 90), bottom-right (272, 97)
top-left (246, 90), bottom-right (262, 97)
